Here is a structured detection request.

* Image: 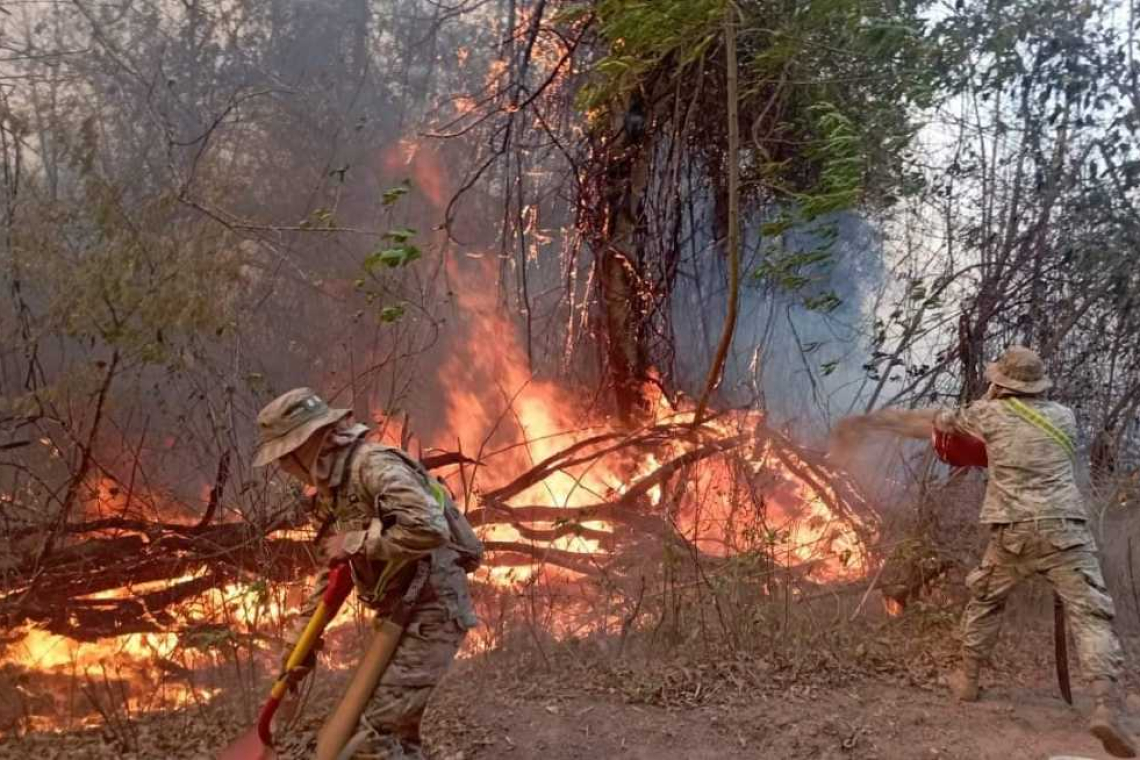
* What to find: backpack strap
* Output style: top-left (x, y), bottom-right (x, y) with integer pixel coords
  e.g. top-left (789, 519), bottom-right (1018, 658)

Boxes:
top-left (1002, 398), bottom-right (1076, 460)
top-left (325, 439), bottom-right (368, 518)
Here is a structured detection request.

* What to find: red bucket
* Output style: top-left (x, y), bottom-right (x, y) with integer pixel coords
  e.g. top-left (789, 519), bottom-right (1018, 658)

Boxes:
top-left (932, 429), bottom-right (988, 468)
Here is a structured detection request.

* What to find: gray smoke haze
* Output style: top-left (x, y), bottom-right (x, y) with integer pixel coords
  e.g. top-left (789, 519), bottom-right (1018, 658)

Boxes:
top-left (671, 211), bottom-right (887, 443)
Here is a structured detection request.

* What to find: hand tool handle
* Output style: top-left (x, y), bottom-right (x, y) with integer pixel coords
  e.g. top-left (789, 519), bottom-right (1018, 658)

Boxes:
top-left (315, 561), bottom-right (428, 760)
top-left (314, 614), bottom-right (409, 760)
top-left (257, 563), bottom-right (354, 745)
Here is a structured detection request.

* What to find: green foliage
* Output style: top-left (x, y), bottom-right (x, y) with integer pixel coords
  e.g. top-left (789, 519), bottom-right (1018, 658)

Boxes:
top-left (356, 215), bottom-right (421, 325)
top-left (794, 104), bottom-right (864, 219)
top-left (364, 228), bottom-right (423, 271)
top-left (572, 0), bottom-right (725, 115)
top-left (741, 0), bottom-right (934, 213)
top-left (570, 0), bottom-right (937, 297)
top-left (379, 304), bottom-right (406, 323)
top-left (299, 207), bottom-right (337, 229)
top-left (365, 243), bottom-right (422, 270)
top-left (383, 227), bottom-right (417, 244)
top-left (381, 180), bottom-right (411, 206)
top-left (753, 248), bottom-right (832, 291)
top-left (802, 291), bottom-right (842, 313)
top-left (13, 179), bottom-right (242, 369)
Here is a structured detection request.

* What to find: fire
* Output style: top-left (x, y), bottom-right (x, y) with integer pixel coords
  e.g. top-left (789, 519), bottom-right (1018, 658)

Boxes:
top-left (3, 277), bottom-right (871, 737)
top-left (5, 624), bottom-right (215, 733)
top-left (0, 2), bottom-right (879, 740)
top-left (1, 262), bottom-right (874, 734)
top-left (433, 256), bottom-right (871, 602)
top-left (81, 474), bottom-right (199, 526)
top-left (883, 597), bottom-right (905, 617)
top-left (1, 572), bottom-right (322, 732)
top-left (11, 627), bottom-right (181, 672)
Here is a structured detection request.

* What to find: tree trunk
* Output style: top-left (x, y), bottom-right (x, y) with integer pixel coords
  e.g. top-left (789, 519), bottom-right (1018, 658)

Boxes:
top-left (598, 90), bottom-right (654, 425)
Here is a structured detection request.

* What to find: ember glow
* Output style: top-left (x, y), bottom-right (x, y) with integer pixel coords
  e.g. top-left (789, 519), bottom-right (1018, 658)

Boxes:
top-left (4, 574), bottom-right (295, 727)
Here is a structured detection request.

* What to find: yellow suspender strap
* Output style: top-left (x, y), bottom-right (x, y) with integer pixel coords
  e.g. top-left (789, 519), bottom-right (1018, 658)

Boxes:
top-left (1002, 398), bottom-right (1076, 459)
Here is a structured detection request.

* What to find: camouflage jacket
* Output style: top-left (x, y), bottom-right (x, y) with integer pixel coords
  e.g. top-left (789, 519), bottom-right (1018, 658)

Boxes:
top-left (298, 442), bottom-right (477, 632)
top-left (934, 398), bottom-right (1087, 524)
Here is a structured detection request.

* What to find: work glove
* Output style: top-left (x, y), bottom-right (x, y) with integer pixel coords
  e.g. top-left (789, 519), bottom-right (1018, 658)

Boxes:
top-left (280, 636), bottom-right (323, 691)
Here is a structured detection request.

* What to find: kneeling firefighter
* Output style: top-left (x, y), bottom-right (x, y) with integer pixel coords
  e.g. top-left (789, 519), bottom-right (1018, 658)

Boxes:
top-left (253, 388), bottom-right (482, 759)
top-left (836, 346), bottom-right (1137, 758)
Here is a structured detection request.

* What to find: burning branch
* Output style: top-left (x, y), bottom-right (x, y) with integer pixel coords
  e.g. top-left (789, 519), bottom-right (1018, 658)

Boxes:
top-left (467, 414), bottom-right (871, 581)
top-left (482, 541), bottom-right (607, 577)
top-left (0, 509), bottom-right (315, 640)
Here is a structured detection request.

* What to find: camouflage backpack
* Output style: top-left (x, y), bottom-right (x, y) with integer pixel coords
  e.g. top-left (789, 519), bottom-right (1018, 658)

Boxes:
top-left (376, 445), bottom-right (485, 573)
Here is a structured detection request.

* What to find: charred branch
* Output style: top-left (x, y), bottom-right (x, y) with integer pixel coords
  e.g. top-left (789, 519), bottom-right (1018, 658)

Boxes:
top-left (480, 542), bottom-right (607, 577)
top-left (195, 449), bottom-right (231, 529)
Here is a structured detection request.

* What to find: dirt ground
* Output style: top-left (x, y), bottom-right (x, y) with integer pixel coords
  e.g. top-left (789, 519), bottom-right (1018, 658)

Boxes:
top-left (427, 663), bottom-right (1140, 760)
top-left (3, 622), bottom-right (1138, 760)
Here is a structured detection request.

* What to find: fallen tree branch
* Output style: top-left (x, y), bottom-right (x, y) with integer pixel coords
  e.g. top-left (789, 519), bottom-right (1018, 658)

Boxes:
top-left (480, 541), bottom-right (608, 577)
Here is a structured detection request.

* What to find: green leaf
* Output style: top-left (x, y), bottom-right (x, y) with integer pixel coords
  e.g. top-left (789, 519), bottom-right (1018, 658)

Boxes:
top-left (379, 304), bottom-right (406, 323)
top-left (551, 3), bottom-right (592, 25)
top-left (761, 218), bottom-right (794, 236)
top-left (382, 181), bottom-right (411, 206)
top-left (364, 244), bottom-right (422, 270)
top-left (803, 291), bottom-right (842, 312)
top-left (310, 208), bottom-right (336, 228)
top-left (382, 227), bottom-right (417, 243)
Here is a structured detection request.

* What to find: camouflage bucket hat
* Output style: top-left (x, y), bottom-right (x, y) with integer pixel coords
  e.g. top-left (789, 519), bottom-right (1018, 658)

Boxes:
top-left (984, 345), bottom-right (1052, 394)
top-left (252, 388), bottom-right (351, 467)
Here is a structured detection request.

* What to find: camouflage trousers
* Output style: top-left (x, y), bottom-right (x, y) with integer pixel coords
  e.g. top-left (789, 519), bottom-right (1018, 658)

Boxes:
top-left (340, 601), bottom-right (466, 760)
top-left (962, 519), bottom-right (1124, 681)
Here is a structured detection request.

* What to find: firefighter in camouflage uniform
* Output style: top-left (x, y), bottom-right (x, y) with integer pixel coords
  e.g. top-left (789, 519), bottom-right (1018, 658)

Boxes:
top-left (835, 347), bottom-right (1137, 756)
top-left (253, 388), bottom-right (480, 760)
top-left (932, 347), bottom-right (1135, 757)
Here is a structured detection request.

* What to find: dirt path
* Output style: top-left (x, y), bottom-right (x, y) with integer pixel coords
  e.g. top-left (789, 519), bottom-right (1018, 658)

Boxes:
top-left (428, 667), bottom-right (1139, 760)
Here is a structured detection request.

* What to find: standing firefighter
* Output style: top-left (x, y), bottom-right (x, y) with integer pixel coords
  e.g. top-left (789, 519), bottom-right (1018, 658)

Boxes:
top-left (253, 388), bottom-right (481, 760)
top-left (838, 346), bottom-right (1136, 758)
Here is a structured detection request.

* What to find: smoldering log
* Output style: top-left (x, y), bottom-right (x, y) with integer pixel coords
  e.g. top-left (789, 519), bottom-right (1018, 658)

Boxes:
top-left (0, 525), bottom-right (317, 637)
